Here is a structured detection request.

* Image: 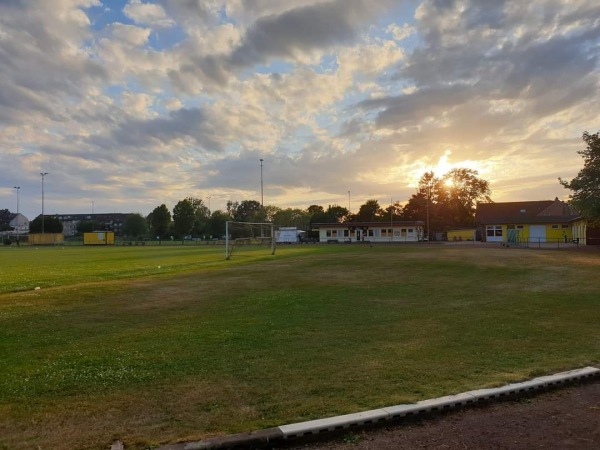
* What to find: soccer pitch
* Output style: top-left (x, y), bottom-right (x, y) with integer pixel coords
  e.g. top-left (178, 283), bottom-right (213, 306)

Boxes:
top-left (1, 244), bottom-right (599, 449)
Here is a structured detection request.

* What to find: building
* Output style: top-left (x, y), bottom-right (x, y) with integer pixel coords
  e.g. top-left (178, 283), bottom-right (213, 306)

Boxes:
top-left (446, 228), bottom-right (477, 241)
top-left (476, 199), bottom-right (579, 244)
top-left (312, 221), bottom-right (425, 243)
top-left (83, 231), bottom-right (115, 245)
top-left (4, 213), bottom-right (29, 235)
top-left (55, 213), bottom-right (129, 237)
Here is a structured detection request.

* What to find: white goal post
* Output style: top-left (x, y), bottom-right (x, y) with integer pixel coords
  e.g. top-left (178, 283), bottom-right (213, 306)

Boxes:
top-left (225, 221), bottom-right (276, 260)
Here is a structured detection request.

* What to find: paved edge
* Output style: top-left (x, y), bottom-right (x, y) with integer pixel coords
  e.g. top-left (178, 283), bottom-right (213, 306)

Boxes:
top-left (156, 366), bottom-right (600, 450)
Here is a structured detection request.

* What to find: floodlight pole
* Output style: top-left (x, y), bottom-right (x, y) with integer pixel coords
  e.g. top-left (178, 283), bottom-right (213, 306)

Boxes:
top-left (13, 186), bottom-right (20, 243)
top-left (426, 182), bottom-right (430, 241)
top-left (260, 159), bottom-right (264, 207)
top-left (40, 172), bottom-right (48, 235)
top-left (348, 190), bottom-right (350, 213)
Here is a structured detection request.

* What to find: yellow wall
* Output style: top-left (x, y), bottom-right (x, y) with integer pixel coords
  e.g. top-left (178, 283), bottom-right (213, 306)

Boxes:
top-left (29, 233), bottom-right (64, 245)
top-left (83, 232), bottom-right (115, 245)
top-left (447, 229), bottom-right (476, 241)
top-left (504, 224), bottom-right (572, 241)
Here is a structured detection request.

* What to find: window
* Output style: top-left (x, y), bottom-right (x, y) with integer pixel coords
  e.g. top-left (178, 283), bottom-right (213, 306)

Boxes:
top-left (367, 230), bottom-right (374, 237)
top-left (394, 231), bottom-right (400, 237)
top-left (381, 229), bottom-right (387, 237)
top-left (487, 225), bottom-right (502, 237)
top-left (516, 225), bottom-right (524, 229)
top-left (343, 230), bottom-right (349, 237)
top-left (326, 230), bottom-right (338, 238)
top-left (551, 225), bottom-right (559, 229)
top-left (408, 228), bottom-right (414, 233)
top-left (561, 224), bottom-right (569, 229)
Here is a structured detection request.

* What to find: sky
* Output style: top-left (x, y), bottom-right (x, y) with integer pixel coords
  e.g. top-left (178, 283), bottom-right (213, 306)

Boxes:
top-left (1, 0), bottom-right (599, 220)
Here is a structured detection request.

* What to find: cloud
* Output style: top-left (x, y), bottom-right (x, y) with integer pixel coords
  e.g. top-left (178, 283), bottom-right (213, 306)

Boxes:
top-left (123, 0), bottom-right (174, 28)
top-left (171, 0), bottom-right (393, 87)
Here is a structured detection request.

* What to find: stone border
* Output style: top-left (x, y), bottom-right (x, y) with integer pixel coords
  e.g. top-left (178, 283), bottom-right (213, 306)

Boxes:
top-left (156, 366), bottom-right (600, 450)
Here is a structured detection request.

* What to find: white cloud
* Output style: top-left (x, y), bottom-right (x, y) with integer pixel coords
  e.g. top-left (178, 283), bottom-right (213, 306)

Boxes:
top-left (123, 0), bottom-right (174, 28)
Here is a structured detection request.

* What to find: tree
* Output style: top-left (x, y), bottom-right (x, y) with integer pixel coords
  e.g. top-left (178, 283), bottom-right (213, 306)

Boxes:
top-left (207, 210), bottom-right (231, 238)
top-left (187, 197), bottom-right (210, 236)
top-left (29, 216), bottom-right (63, 233)
top-left (310, 205), bottom-right (349, 224)
top-left (441, 168), bottom-right (492, 227)
top-left (272, 208), bottom-right (311, 230)
top-left (173, 199), bottom-right (196, 238)
top-left (231, 200), bottom-right (263, 222)
top-left (560, 131), bottom-right (600, 225)
top-left (402, 169), bottom-right (492, 237)
top-left (76, 220), bottom-right (102, 234)
top-left (354, 199), bottom-right (384, 222)
top-left (122, 213), bottom-right (148, 238)
top-left (150, 204), bottom-right (171, 238)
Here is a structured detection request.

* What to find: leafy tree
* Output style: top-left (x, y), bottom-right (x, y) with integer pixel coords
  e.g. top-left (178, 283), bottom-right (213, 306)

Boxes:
top-left (310, 204), bottom-right (349, 224)
top-left (173, 199), bottom-right (196, 237)
top-left (0, 209), bottom-right (12, 224)
top-left (186, 197), bottom-right (210, 236)
top-left (307, 205), bottom-right (324, 215)
top-left (383, 201), bottom-right (403, 222)
top-left (354, 199), bottom-right (384, 222)
top-left (442, 168), bottom-right (492, 227)
top-left (29, 216), bottom-right (63, 233)
top-left (560, 131), bottom-right (600, 225)
top-left (76, 220), bottom-right (102, 234)
top-left (150, 204), bottom-right (171, 238)
top-left (272, 208), bottom-right (311, 230)
top-left (207, 210), bottom-right (231, 238)
top-left (232, 200), bottom-right (263, 222)
top-left (122, 213), bottom-right (148, 238)
top-left (402, 169), bottom-right (492, 237)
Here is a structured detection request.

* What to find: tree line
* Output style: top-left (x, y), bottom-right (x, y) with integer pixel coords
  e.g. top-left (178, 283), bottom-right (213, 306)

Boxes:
top-left (122, 168), bottom-right (492, 240)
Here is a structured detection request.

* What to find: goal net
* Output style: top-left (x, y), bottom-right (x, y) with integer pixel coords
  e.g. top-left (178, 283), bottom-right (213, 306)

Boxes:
top-left (225, 221), bottom-right (276, 259)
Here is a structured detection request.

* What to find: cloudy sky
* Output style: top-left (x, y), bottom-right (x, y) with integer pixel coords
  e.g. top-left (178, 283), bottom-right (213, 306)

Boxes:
top-left (1, 0), bottom-right (599, 220)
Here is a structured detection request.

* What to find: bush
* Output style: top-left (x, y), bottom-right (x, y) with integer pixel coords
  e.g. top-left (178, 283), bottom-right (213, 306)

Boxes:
top-left (3, 238), bottom-right (12, 246)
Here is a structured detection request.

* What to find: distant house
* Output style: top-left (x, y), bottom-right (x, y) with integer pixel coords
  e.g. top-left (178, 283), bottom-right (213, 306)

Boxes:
top-left (0, 213), bottom-right (29, 235)
top-left (476, 198), bottom-right (579, 244)
top-left (312, 221), bottom-right (425, 243)
top-left (9, 213), bottom-right (29, 234)
top-left (55, 213), bottom-right (129, 237)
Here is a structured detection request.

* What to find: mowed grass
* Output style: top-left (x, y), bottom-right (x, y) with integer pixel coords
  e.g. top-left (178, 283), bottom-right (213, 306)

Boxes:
top-left (1, 244), bottom-right (599, 449)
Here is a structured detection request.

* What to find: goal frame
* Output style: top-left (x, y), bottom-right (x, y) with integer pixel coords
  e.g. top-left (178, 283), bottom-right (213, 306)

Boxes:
top-left (225, 221), bottom-right (276, 260)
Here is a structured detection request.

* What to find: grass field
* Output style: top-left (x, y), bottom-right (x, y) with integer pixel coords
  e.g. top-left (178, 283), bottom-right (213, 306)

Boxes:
top-left (1, 244), bottom-right (599, 449)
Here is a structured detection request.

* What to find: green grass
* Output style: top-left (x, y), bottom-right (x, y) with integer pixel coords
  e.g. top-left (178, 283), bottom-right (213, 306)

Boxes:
top-left (1, 244), bottom-right (599, 449)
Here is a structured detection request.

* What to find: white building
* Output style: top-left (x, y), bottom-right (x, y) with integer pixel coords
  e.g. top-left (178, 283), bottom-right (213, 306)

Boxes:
top-left (313, 221), bottom-right (425, 243)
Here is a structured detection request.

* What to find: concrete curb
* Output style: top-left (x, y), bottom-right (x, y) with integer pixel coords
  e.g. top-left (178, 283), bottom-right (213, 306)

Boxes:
top-left (157, 366), bottom-right (600, 450)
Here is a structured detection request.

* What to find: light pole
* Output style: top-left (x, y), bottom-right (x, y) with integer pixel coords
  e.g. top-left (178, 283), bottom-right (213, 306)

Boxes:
top-left (259, 159), bottom-right (264, 207)
top-left (348, 190), bottom-right (350, 213)
top-left (13, 186), bottom-right (20, 243)
top-left (40, 172), bottom-right (48, 235)
top-left (426, 182), bottom-right (430, 241)
top-left (207, 196), bottom-right (211, 215)
top-left (92, 200), bottom-right (94, 215)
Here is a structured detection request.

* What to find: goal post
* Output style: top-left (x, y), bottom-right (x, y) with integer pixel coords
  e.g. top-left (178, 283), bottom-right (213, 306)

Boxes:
top-left (225, 221), bottom-right (276, 259)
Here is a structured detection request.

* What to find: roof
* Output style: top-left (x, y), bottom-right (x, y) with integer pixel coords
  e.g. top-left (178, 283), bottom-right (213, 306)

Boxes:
top-left (313, 221), bottom-right (424, 229)
top-left (476, 199), bottom-right (579, 225)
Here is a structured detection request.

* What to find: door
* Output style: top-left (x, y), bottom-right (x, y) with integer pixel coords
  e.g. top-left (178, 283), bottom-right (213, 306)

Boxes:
top-left (529, 225), bottom-right (546, 243)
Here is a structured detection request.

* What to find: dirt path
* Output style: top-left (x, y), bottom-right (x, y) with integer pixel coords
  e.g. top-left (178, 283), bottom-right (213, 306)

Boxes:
top-left (283, 381), bottom-right (600, 450)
